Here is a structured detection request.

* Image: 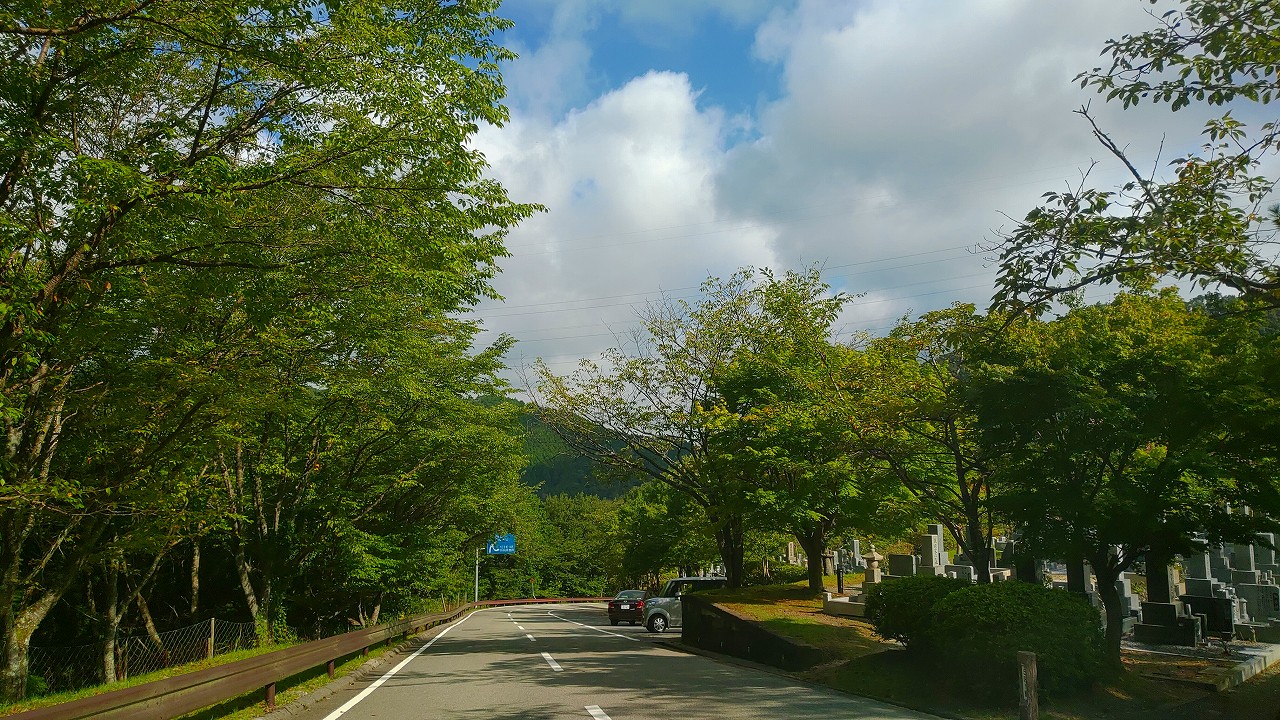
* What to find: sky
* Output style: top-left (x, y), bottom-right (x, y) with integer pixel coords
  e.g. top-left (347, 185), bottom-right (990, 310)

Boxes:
top-left (467, 0), bottom-right (1264, 387)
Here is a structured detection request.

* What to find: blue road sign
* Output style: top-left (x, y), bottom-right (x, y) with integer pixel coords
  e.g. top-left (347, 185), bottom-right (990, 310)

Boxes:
top-left (486, 533), bottom-right (516, 555)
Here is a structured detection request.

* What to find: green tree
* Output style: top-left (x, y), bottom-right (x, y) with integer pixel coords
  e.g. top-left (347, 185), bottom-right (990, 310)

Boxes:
top-left (0, 0), bottom-right (534, 699)
top-left (615, 481), bottom-right (720, 588)
top-left (709, 269), bottom-right (900, 592)
top-left (971, 293), bottom-right (1280, 666)
top-left (852, 306), bottom-right (1007, 583)
top-left (992, 0), bottom-right (1280, 313)
top-left (533, 272), bottom-right (763, 587)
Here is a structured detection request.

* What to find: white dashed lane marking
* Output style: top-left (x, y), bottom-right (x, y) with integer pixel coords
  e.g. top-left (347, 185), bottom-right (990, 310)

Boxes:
top-left (541, 652), bottom-right (563, 672)
top-left (585, 705), bottom-right (611, 719)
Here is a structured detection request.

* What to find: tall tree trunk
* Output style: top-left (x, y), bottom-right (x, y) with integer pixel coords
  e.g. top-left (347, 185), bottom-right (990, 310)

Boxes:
top-left (136, 594), bottom-right (164, 654)
top-left (0, 517), bottom-right (106, 701)
top-left (100, 562), bottom-right (121, 684)
top-left (0, 588), bottom-right (69, 701)
top-left (234, 542), bottom-right (261, 621)
top-left (797, 528), bottom-right (828, 593)
top-left (712, 514), bottom-right (745, 588)
top-left (189, 541), bottom-right (200, 617)
top-left (1093, 563), bottom-right (1125, 669)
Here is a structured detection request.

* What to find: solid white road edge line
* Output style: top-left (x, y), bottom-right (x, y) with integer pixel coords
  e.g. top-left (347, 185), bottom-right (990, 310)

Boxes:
top-left (585, 704), bottom-right (611, 719)
top-left (541, 651), bottom-right (563, 671)
top-left (547, 611), bottom-right (640, 642)
top-left (319, 610), bottom-right (480, 720)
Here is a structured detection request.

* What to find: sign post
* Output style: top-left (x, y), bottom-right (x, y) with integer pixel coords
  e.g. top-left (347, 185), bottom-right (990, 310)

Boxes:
top-left (486, 534), bottom-right (516, 555)
top-left (478, 534), bottom-right (515, 603)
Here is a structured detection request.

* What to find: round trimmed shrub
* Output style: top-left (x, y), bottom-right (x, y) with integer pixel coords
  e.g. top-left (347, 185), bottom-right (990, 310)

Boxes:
top-left (864, 574), bottom-right (973, 648)
top-left (926, 581), bottom-right (1103, 700)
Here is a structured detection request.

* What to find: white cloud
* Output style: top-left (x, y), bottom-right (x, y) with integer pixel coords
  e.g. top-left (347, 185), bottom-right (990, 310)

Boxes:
top-left (718, 0), bottom-right (1236, 316)
top-left (477, 0), bottom-right (1272, 383)
top-left (473, 71), bottom-right (778, 378)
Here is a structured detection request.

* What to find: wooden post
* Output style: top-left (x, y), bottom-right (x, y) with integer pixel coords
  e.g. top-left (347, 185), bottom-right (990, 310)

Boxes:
top-left (208, 618), bottom-right (216, 659)
top-left (1018, 651), bottom-right (1038, 720)
top-left (327, 659), bottom-right (335, 678)
top-left (264, 681), bottom-right (276, 711)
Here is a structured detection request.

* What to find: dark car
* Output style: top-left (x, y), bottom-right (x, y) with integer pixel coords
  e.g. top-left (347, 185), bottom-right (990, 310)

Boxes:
top-left (607, 590), bottom-right (650, 625)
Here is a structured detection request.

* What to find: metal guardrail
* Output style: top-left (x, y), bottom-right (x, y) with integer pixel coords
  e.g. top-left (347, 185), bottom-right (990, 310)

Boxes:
top-left (8, 597), bottom-right (608, 720)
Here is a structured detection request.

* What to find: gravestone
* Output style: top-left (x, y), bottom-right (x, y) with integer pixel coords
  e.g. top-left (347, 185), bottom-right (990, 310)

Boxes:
top-left (1134, 553), bottom-right (1200, 646)
top-left (1257, 534), bottom-right (1279, 574)
top-left (945, 564), bottom-right (974, 581)
top-left (914, 533), bottom-right (946, 576)
top-left (1147, 557), bottom-right (1182, 604)
top-left (1185, 576), bottom-right (1225, 597)
top-left (786, 542), bottom-right (798, 565)
top-left (927, 524), bottom-right (950, 566)
top-left (886, 554), bottom-right (917, 578)
top-left (1185, 550), bottom-right (1212, 581)
top-left (998, 538), bottom-right (1017, 569)
top-left (1209, 545), bottom-right (1234, 584)
top-left (1234, 582), bottom-right (1280, 622)
top-left (848, 538), bottom-right (865, 568)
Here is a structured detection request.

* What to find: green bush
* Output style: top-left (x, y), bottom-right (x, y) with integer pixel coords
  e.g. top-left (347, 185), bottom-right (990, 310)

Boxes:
top-left (927, 582), bottom-right (1103, 700)
top-left (864, 574), bottom-right (972, 647)
top-left (744, 563), bottom-right (809, 586)
top-left (26, 674), bottom-right (48, 698)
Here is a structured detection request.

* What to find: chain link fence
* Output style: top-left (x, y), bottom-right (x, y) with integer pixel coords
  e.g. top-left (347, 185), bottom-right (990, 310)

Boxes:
top-left (29, 618), bottom-right (259, 695)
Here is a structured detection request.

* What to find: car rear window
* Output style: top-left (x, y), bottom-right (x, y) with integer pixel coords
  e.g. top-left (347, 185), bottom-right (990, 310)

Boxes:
top-left (616, 590), bottom-right (645, 599)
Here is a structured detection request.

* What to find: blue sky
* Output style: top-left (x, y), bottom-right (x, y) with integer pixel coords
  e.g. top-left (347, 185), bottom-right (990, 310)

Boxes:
top-left (469, 1), bottom-right (1267, 384)
top-left (498, 3), bottom-right (780, 123)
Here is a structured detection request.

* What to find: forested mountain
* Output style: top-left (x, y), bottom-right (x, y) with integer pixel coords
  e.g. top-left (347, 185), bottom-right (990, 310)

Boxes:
top-left (518, 407), bottom-right (638, 498)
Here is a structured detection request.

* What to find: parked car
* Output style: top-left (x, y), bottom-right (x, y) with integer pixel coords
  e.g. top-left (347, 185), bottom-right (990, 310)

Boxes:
top-left (607, 590), bottom-right (650, 625)
top-left (642, 576), bottom-right (727, 633)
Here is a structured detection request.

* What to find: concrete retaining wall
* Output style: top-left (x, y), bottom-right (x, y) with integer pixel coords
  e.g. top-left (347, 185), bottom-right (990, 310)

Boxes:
top-left (680, 594), bottom-right (825, 671)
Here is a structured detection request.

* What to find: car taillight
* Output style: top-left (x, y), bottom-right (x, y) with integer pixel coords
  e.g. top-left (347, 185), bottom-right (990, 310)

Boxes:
top-left (637, 600), bottom-right (644, 609)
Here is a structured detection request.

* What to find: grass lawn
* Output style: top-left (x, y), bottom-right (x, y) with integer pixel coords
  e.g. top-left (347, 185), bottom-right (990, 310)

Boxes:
top-left (702, 581), bottom-right (1276, 720)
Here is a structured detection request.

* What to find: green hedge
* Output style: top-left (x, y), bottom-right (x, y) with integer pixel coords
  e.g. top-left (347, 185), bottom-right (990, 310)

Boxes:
top-left (863, 574), bottom-right (972, 648)
top-left (927, 582), bottom-right (1104, 699)
top-left (744, 563), bottom-right (809, 586)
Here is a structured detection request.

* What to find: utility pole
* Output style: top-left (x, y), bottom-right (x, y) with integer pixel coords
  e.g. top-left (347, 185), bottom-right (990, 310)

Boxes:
top-left (474, 547), bottom-right (480, 603)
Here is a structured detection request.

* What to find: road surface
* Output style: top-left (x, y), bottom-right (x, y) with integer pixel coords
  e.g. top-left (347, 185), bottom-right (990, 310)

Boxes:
top-left (288, 602), bottom-right (940, 720)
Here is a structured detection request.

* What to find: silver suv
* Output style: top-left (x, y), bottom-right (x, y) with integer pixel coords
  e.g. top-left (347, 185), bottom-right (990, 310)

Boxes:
top-left (642, 576), bottom-right (727, 632)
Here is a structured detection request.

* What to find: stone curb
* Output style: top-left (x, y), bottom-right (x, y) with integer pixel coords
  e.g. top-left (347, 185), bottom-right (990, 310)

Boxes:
top-left (1226, 643), bottom-right (1280, 689)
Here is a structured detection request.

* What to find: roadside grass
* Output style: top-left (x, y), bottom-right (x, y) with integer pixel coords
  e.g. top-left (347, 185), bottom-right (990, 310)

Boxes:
top-left (179, 643), bottom-right (396, 720)
top-left (0, 644), bottom-right (295, 717)
top-left (703, 580), bottom-right (1237, 720)
top-left (2, 633), bottom-right (411, 720)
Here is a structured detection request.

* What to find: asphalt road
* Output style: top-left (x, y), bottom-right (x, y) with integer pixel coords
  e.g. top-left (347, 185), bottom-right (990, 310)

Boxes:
top-left (287, 602), bottom-right (940, 720)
